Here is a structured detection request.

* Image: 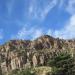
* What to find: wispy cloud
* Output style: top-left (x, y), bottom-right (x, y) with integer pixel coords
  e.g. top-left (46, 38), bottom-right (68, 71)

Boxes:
top-left (0, 29), bottom-right (3, 40)
top-left (47, 15), bottom-right (75, 39)
top-left (12, 15), bottom-right (75, 40)
top-left (11, 25), bottom-right (44, 40)
top-left (28, 0), bottom-right (58, 21)
top-left (58, 0), bottom-right (65, 8)
top-left (47, 0), bottom-right (75, 39)
top-left (9, 0), bottom-right (75, 40)
top-left (66, 0), bottom-right (75, 15)
top-left (28, 0), bottom-right (72, 21)
top-left (40, 0), bottom-right (57, 20)
top-left (6, 0), bottom-right (15, 16)
top-left (32, 29), bottom-right (43, 39)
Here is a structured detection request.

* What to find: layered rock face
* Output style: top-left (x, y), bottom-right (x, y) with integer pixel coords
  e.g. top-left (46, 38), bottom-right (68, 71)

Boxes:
top-left (0, 35), bottom-right (75, 74)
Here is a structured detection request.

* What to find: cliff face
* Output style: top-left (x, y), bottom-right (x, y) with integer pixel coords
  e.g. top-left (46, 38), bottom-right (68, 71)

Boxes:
top-left (0, 35), bottom-right (75, 74)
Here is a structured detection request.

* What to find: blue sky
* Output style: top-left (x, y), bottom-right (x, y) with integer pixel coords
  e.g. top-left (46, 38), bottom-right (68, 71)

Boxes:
top-left (0, 0), bottom-right (75, 44)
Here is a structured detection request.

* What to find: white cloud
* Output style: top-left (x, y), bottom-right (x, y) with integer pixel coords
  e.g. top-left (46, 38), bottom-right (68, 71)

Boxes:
top-left (47, 0), bottom-right (75, 39)
top-left (6, 0), bottom-right (15, 15)
top-left (58, 0), bottom-right (63, 7)
top-left (28, 0), bottom-right (58, 21)
top-left (0, 29), bottom-right (3, 40)
top-left (47, 29), bottom-right (53, 36)
top-left (29, 0), bottom-right (36, 14)
top-left (28, 0), bottom-right (75, 21)
top-left (66, 0), bottom-right (75, 15)
top-left (12, 26), bottom-right (44, 40)
top-left (11, 0), bottom-right (75, 40)
top-left (32, 29), bottom-right (43, 39)
top-left (40, 0), bottom-right (57, 20)
top-left (12, 14), bottom-right (75, 40)
top-left (47, 15), bottom-right (75, 39)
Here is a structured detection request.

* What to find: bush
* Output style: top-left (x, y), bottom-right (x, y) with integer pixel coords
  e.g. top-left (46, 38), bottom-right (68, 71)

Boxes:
top-left (48, 52), bottom-right (75, 75)
top-left (9, 68), bottom-right (35, 75)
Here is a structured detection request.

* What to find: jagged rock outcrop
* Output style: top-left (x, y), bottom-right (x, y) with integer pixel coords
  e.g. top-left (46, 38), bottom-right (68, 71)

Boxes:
top-left (0, 35), bottom-right (75, 75)
top-left (31, 35), bottom-right (54, 49)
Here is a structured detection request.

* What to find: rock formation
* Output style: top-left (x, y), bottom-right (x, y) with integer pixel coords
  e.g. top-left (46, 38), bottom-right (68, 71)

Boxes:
top-left (0, 35), bottom-right (75, 75)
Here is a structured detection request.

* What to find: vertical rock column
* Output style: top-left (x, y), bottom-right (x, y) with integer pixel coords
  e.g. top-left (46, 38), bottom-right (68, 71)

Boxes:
top-left (32, 53), bottom-right (38, 67)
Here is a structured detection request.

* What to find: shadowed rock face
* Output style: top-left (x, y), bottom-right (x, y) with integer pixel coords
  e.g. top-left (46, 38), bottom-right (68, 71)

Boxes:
top-left (0, 35), bottom-right (75, 74)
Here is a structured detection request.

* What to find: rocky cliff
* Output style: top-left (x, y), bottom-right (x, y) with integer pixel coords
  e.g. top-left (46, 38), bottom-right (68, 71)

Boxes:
top-left (0, 35), bottom-right (75, 75)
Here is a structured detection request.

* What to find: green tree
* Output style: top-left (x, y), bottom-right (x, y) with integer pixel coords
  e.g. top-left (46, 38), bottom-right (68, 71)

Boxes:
top-left (48, 52), bottom-right (75, 75)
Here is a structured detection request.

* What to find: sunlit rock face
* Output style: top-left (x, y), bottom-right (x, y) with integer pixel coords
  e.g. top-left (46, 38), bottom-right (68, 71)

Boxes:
top-left (0, 35), bottom-right (75, 74)
top-left (31, 35), bottom-right (54, 49)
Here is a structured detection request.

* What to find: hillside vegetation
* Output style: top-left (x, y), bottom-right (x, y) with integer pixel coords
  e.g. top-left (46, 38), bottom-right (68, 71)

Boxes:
top-left (0, 35), bottom-right (75, 75)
